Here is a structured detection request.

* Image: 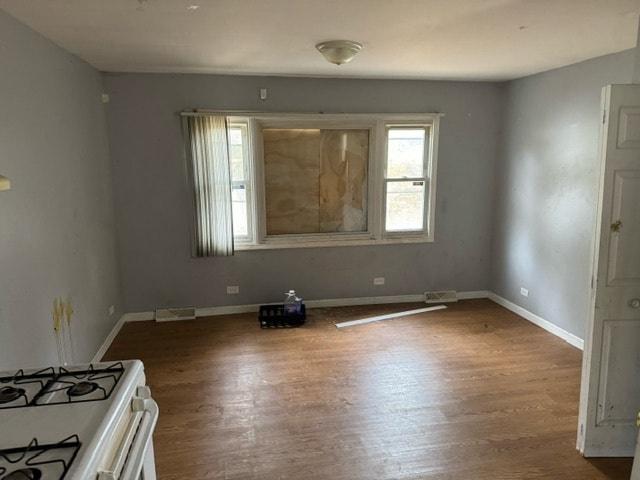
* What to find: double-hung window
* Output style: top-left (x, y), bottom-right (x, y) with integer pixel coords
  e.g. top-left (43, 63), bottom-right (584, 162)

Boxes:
top-left (183, 113), bottom-right (440, 253)
top-left (228, 122), bottom-right (251, 240)
top-left (384, 125), bottom-right (433, 236)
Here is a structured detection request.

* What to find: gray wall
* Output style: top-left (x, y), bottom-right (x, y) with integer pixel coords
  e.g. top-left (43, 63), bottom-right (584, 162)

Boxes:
top-left (103, 74), bottom-right (503, 312)
top-left (0, 10), bottom-right (122, 369)
top-left (491, 50), bottom-right (635, 339)
top-left (2, 8), bottom-right (629, 364)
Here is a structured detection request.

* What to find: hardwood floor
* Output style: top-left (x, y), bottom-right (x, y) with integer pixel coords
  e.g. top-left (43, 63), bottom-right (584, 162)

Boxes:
top-left (103, 299), bottom-right (633, 479)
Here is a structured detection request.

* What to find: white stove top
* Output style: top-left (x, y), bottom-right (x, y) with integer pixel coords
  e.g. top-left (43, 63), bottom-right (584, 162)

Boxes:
top-left (0, 360), bottom-right (147, 480)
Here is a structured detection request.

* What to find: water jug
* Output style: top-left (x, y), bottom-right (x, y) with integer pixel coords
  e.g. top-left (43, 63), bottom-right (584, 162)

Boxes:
top-left (284, 290), bottom-right (302, 315)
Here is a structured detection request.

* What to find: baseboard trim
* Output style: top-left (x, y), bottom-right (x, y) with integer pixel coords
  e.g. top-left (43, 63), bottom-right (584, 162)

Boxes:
top-left (96, 290), bottom-right (583, 361)
top-left (121, 292), bottom-right (488, 324)
top-left (487, 292), bottom-right (584, 350)
top-left (91, 315), bottom-right (126, 363)
top-left (196, 304), bottom-right (262, 316)
top-left (306, 294), bottom-right (425, 308)
top-left (457, 290), bottom-right (489, 300)
top-left (123, 312), bottom-right (155, 322)
top-left (194, 294), bottom-right (426, 317)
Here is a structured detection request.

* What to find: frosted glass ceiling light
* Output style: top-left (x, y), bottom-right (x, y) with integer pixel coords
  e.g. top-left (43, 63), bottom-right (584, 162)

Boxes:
top-left (316, 40), bottom-right (362, 65)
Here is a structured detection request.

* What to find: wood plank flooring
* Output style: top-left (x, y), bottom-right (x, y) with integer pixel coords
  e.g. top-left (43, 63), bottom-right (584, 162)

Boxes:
top-left (103, 299), bottom-right (633, 479)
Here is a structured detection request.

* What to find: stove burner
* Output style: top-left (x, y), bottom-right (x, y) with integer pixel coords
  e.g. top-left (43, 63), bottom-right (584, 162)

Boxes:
top-left (0, 362), bottom-right (125, 408)
top-left (0, 435), bottom-right (80, 480)
top-left (67, 381), bottom-right (98, 397)
top-left (0, 386), bottom-right (24, 404)
top-left (1, 468), bottom-right (42, 480)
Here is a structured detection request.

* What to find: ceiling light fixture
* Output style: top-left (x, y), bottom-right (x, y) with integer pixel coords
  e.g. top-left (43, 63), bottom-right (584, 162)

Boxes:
top-left (315, 40), bottom-right (362, 65)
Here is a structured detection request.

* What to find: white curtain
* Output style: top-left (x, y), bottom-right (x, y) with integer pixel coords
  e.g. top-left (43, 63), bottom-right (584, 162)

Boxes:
top-left (186, 115), bottom-right (234, 256)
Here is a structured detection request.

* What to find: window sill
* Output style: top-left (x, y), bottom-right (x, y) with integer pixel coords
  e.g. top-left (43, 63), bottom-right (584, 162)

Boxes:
top-left (235, 235), bottom-right (433, 251)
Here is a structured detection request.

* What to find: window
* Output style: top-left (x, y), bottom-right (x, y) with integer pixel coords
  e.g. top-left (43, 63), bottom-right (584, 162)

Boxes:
top-left (228, 123), bottom-right (251, 239)
top-left (184, 113), bottom-right (440, 250)
top-left (384, 127), bottom-right (429, 233)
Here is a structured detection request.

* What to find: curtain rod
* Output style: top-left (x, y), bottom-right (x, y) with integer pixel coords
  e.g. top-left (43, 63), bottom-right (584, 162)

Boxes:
top-left (180, 109), bottom-right (266, 117)
top-left (180, 109), bottom-right (445, 117)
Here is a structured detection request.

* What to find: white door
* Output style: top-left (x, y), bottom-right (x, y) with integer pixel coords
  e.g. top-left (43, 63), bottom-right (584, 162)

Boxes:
top-left (577, 84), bottom-right (640, 457)
top-left (633, 433), bottom-right (640, 480)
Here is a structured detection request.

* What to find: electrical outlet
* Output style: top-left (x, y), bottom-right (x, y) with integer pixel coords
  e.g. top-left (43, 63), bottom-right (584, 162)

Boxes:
top-left (373, 277), bottom-right (385, 286)
top-left (108, 305), bottom-right (115, 316)
top-left (520, 287), bottom-right (529, 297)
top-left (226, 285), bottom-right (240, 294)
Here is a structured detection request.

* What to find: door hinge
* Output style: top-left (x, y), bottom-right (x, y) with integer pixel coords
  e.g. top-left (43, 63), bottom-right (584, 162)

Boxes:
top-left (602, 110), bottom-right (606, 124)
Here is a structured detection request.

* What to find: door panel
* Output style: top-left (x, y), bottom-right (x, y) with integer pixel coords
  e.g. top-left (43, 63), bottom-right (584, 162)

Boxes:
top-left (606, 171), bottom-right (640, 285)
top-left (596, 319), bottom-right (640, 425)
top-left (617, 107), bottom-right (640, 148)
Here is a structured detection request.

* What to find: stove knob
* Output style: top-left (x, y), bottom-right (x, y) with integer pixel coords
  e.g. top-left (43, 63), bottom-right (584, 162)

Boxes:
top-left (131, 396), bottom-right (146, 412)
top-left (137, 385), bottom-right (152, 399)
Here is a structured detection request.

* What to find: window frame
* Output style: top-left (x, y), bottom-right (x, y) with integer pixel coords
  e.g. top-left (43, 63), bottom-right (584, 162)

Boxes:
top-left (382, 123), bottom-right (435, 240)
top-left (224, 113), bottom-right (440, 250)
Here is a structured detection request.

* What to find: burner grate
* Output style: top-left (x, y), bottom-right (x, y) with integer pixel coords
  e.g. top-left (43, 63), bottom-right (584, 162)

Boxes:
top-left (34, 362), bottom-right (125, 406)
top-left (0, 367), bottom-right (56, 410)
top-left (0, 435), bottom-right (81, 480)
top-left (0, 362), bottom-right (125, 409)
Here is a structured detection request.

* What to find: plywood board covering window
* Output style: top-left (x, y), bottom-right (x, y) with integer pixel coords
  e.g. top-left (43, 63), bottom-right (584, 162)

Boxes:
top-left (263, 128), bottom-right (368, 235)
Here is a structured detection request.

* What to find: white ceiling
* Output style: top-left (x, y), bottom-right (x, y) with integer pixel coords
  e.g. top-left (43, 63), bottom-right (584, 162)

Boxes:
top-left (1, 0), bottom-right (640, 81)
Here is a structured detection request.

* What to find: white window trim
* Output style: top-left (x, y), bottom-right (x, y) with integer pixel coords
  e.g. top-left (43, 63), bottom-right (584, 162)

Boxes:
top-left (192, 112), bottom-right (442, 250)
top-left (381, 121), bottom-right (439, 242)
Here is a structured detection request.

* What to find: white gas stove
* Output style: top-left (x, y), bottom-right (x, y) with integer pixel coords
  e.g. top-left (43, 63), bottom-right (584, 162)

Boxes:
top-left (0, 360), bottom-right (158, 480)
